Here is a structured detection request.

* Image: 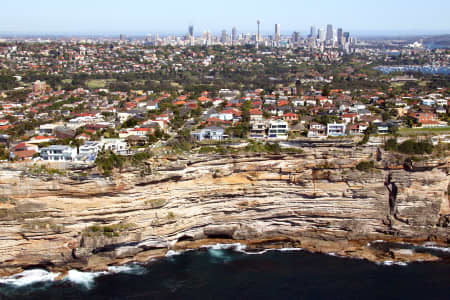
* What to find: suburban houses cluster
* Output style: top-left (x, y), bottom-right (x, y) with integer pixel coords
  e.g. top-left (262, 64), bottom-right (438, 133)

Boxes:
top-left (0, 37), bottom-right (447, 164)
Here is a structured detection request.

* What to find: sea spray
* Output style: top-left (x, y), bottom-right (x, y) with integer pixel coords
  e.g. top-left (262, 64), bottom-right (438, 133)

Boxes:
top-left (0, 269), bottom-right (60, 287)
top-left (63, 270), bottom-right (108, 289)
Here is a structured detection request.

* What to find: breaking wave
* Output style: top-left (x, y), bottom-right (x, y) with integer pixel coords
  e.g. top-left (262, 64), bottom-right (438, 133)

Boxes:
top-left (378, 261), bottom-right (408, 267)
top-left (107, 263), bottom-right (148, 275)
top-left (0, 269), bottom-right (60, 287)
top-left (419, 244), bottom-right (450, 253)
top-left (63, 270), bottom-right (108, 289)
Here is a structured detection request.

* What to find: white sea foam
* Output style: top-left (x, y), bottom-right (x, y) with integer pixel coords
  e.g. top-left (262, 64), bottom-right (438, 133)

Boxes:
top-left (202, 243), bottom-right (247, 251)
top-left (165, 250), bottom-right (182, 257)
top-left (107, 264), bottom-right (147, 275)
top-left (200, 243), bottom-right (304, 255)
top-left (419, 245), bottom-right (450, 253)
top-left (0, 269), bottom-right (60, 287)
top-left (240, 249), bottom-right (270, 255)
top-left (63, 270), bottom-right (107, 289)
top-left (377, 261), bottom-right (408, 267)
top-left (276, 248), bottom-right (303, 252)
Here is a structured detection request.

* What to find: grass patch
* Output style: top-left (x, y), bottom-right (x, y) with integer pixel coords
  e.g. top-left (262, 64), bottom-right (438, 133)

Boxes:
top-left (399, 127), bottom-right (450, 136)
top-left (356, 160), bottom-right (375, 172)
top-left (85, 223), bottom-right (135, 238)
top-left (145, 198), bottom-right (167, 209)
top-left (167, 211), bottom-right (175, 220)
top-left (0, 196), bottom-right (14, 203)
top-left (27, 164), bottom-right (66, 177)
top-left (86, 79), bottom-right (107, 89)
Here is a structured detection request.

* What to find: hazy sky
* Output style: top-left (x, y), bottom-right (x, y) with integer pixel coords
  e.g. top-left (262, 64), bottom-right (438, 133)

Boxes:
top-left (1, 0), bottom-right (449, 35)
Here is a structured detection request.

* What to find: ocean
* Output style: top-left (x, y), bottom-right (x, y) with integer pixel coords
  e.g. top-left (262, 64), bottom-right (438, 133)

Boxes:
top-left (0, 244), bottom-right (449, 300)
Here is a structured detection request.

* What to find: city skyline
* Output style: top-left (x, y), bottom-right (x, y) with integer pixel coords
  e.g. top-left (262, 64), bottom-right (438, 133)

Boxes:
top-left (0, 0), bottom-right (449, 35)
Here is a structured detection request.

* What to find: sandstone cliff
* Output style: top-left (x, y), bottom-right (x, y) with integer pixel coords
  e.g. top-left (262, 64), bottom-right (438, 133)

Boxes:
top-left (0, 146), bottom-right (448, 276)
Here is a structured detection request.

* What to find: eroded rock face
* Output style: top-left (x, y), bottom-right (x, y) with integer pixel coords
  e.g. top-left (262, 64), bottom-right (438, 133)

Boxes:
top-left (0, 146), bottom-right (448, 275)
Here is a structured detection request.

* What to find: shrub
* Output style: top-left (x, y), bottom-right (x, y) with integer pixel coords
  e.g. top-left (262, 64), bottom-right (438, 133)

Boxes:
top-left (85, 223), bottom-right (133, 237)
top-left (264, 142), bottom-right (281, 154)
top-left (384, 138), bottom-right (398, 151)
top-left (397, 140), bottom-right (433, 155)
top-left (281, 147), bottom-right (304, 154)
top-left (358, 134), bottom-right (370, 145)
top-left (356, 160), bottom-right (375, 172)
top-left (95, 151), bottom-right (125, 176)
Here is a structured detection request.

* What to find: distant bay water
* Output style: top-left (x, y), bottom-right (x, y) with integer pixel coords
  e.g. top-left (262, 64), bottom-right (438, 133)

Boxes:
top-left (375, 65), bottom-right (450, 75)
top-left (1, 244), bottom-right (449, 300)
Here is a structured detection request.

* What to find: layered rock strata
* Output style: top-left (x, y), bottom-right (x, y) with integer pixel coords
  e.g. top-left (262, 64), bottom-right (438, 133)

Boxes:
top-left (0, 146), bottom-right (448, 276)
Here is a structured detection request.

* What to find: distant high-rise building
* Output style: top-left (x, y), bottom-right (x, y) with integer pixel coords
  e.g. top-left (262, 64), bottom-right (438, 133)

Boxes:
top-left (326, 24), bottom-right (333, 41)
top-left (292, 31), bottom-right (300, 43)
top-left (310, 26), bottom-right (316, 38)
top-left (275, 24), bottom-right (281, 42)
top-left (337, 28), bottom-right (343, 46)
top-left (256, 20), bottom-right (261, 48)
top-left (343, 32), bottom-right (350, 43)
top-left (119, 34), bottom-right (126, 41)
top-left (188, 25), bottom-right (194, 37)
top-left (232, 27), bottom-right (237, 45)
top-left (318, 28), bottom-right (326, 41)
top-left (221, 30), bottom-right (228, 44)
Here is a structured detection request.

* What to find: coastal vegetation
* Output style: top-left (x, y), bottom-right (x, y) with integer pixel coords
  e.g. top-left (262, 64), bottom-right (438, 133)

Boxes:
top-left (384, 138), bottom-right (434, 155)
top-left (84, 223), bottom-right (135, 238)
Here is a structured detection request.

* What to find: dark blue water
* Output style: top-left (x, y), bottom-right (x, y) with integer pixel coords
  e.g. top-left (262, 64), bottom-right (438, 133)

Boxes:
top-left (1, 248), bottom-right (449, 300)
top-left (375, 65), bottom-right (450, 75)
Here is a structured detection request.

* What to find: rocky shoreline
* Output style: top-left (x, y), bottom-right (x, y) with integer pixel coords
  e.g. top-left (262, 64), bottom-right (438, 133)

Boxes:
top-left (0, 146), bottom-right (448, 277)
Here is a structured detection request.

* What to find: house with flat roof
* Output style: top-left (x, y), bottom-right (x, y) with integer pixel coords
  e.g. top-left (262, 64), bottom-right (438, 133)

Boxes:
top-left (268, 119), bottom-right (288, 140)
top-left (327, 122), bottom-right (346, 137)
top-left (191, 126), bottom-right (226, 141)
top-left (40, 145), bottom-right (77, 161)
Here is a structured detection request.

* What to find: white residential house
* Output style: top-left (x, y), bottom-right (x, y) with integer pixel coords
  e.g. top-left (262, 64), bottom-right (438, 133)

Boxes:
top-left (40, 145), bottom-right (77, 161)
top-left (79, 141), bottom-right (103, 155)
top-left (146, 101), bottom-right (158, 110)
top-left (435, 99), bottom-right (447, 106)
top-left (305, 99), bottom-right (317, 106)
top-left (101, 138), bottom-right (130, 156)
top-left (77, 141), bottom-right (103, 162)
top-left (191, 126), bottom-right (226, 141)
top-left (209, 112), bottom-right (234, 121)
top-left (421, 99), bottom-right (435, 106)
top-left (38, 123), bottom-right (63, 135)
top-left (308, 122), bottom-right (327, 138)
top-left (327, 122), bottom-right (346, 137)
top-left (268, 119), bottom-right (289, 140)
top-left (292, 99), bottom-right (305, 106)
top-left (264, 98), bottom-right (277, 105)
top-left (249, 121), bottom-right (267, 139)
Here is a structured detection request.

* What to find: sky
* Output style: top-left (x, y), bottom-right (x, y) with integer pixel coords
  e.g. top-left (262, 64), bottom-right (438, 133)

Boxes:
top-left (1, 0), bottom-right (449, 36)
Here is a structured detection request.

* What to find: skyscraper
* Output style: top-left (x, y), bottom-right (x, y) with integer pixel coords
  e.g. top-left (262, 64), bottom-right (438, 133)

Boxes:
top-left (232, 27), bottom-right (237, 45)
top-left (310, 26), bottom-right (316, 38)
top-left (221, 30), bottom-right (228, 44)
top-left (343, 32), bottom-right (350, 44)
top-left (292, 31), bottom-right (300, 43)
top-left (275, 24), bottom-right (280, 42)
top-left (326, 24), bottom-right (333, 41)
top-left (318, 28), bottom-right (326, 42)
top-left (256, 20), bottom-right (260, 49)
top-left (337, 28), bottom-right (343, 46)
top-left (188, 25), bottom-right (194, 37)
